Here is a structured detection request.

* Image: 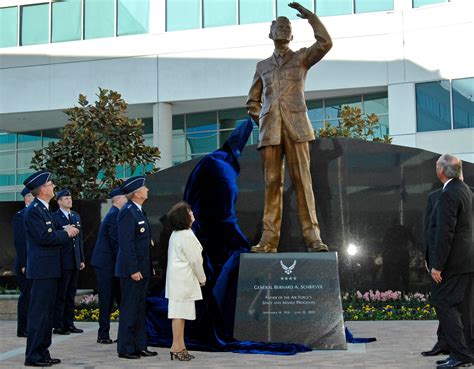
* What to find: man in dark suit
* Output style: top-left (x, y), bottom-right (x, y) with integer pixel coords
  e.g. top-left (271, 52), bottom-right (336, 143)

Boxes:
top-left (91, 187), bottom-right (127, 344)
top-left (421, 188), bottom-right (450, 357)
top-left (429, 154), bottom-right (474, 369)
top-left (23, 172), bottom-right (79, 367)
top-left (115, 176), bottom-right (157, 359)
top-left (52, 189), bottom-right (85, 335)
top-left (12, 187), bottom-right (34, 338)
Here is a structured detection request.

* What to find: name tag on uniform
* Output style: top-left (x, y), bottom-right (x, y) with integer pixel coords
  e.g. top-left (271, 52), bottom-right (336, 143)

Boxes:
top-left (138, 221), bottom-right (145, 225)
top-left (45, 221), bottom-right (52, 225)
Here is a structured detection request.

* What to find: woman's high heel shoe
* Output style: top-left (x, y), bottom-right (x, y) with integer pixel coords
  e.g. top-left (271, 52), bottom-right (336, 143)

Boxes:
top-left (170, 349), bottom-right (193, 361)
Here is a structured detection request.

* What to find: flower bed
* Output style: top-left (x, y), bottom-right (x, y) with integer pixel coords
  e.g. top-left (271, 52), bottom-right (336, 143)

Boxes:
top-left (74, 294), bottom-right (119, 322)
top-left (74, 291), bottom-right (437, 322)
top-left (343, 290), bottom-right (436, 321)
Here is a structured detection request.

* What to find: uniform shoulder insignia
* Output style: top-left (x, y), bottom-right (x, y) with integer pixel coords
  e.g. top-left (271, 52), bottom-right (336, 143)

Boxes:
top-left (34, 203), bottom-right (38, 207)
top-left (127, 204), bottom-right (132, 209)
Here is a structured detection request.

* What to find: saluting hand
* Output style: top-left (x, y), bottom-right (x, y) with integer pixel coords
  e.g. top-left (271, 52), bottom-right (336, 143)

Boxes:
top-left (288, 2), bottom-right (312, 19)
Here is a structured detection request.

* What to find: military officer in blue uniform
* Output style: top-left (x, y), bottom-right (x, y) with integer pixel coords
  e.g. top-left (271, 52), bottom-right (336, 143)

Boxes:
top-left (12, 187), bottom-right (34, 338)
top-left (91, 187), bottom-right (127, 344)
top-left (52, 189), bottom-right (85, 335)
top-left (115, 176), bottom-right (157, 359)
top-left (23, 171), bottom-right (79, 367)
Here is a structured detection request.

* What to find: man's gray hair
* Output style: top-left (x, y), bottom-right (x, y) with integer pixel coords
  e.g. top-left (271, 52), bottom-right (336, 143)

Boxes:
top-left (125, 189), bottom-right (139, 200)
top-left (438, 154), bottom-right (462, 179)
top-left (31, 187), bottom-right (41, 197)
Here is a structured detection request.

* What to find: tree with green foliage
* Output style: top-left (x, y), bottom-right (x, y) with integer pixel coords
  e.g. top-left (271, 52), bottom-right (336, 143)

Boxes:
top-left (31, 88), bottom-right (161, 199)
top-left (317, 105), bottom-right (392, 144)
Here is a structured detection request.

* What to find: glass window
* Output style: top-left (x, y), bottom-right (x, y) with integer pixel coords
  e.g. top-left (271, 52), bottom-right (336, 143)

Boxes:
top-left (203, 0), bottom-right (236, 28)
top-left (172, 115), bottom-right (185, 134)
top-left (277, 0), bottom-right (313, 19)
top-left (325, 96), bottom-right (361, 121)
top-left (172, 135), bottom-right (187, 158)
top-left (42, 128), bottom-right (61, 145)
top-left (416, 80), bottom-right (451, 132)
top-left (0, 191), bottom-right (16, 201)
top-left (377, 115), bottom-right (389, 137)
top-left (187, 132), bottom-right (217, 156)
top-left (363, 93), bottom-right (388, 115)
top-left (240, 0), bottom-right (274, 24)
top-left (84, 0), bottom-right (115, 39)
top-left (452, 77), bottom-right (474, 129)
top-left (52, 0), bottom-right (82, 43)
top-left (316, 0), bottom-right (352, 16)
top-left (0, 151), bottom-right (16, 170)
top-left (307, 100), bottom-right (324, 131)
top-left (186, 111), bottom-right (218, 132)
top-left (218, 107), bottom-right (250, 147)
top-left (0, 133), bottom-right (16, 151)
top-left (17, 169), bottom-right (33, 185)
top-left (0, 7), bottom-right (18, 48)
top-left (118, 0), bottom-right (149, 36)
top-left (166, 0), bottom-right (200, 31)
top-left (354, 0), bottom-right (393, 13)
top-left (18, 132), bottom-right (42, 150)
top-left (413, 0), bottom-right (446, 8)
top-left (20, 3), bottom-right (49, 46)
top-left (17, 150), bottom-right (35, 169)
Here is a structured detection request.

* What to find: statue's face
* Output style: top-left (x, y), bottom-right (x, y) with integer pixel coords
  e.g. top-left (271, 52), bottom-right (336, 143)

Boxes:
top-left (270, 19), bottom-right (292, 42)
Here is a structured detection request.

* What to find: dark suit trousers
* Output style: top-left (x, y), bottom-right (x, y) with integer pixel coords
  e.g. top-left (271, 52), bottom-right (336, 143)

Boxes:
top-left (15, 272), bottom-right (30, 335)
top-left (117, 277), bottom-right (148, 354)
top-left (94, 267), bottom-right (121, 339)
top-left (432, 273), bottom-right (474, 362)
top-left (25, 278), bottom-right (58, 363)
top-left (54, 269), bottom-right (79, 329)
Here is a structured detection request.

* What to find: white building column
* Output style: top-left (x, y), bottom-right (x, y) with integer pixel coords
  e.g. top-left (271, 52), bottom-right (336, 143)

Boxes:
top-left (153, 102), bottom-right (173, 170)
top-left (388, 83), bottom-right (417, 148)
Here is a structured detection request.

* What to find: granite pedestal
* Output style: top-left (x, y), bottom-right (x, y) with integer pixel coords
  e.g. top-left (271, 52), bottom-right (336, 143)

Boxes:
top-left (234, 252), bottom-right (346, 349)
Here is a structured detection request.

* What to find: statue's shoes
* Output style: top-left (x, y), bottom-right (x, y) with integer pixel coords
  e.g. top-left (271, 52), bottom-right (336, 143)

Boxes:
top-left (307, 242), bottom-right (329, 252)
top-left (251, 244), bottom-right (278, 253)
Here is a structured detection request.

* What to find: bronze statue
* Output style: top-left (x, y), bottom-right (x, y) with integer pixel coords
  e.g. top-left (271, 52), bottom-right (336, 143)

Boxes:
top-left (246, 2), bottom-right (332, 253)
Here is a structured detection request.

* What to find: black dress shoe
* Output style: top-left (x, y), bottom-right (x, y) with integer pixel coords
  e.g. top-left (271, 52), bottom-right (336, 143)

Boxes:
top-left (97, 338), bottom-right (113, 344)
top-left (68, 326), bottom-right (83, 333)
top-left (17, 333), bottom-right (27, 338)
top-left (437, 358), bottom-right (472, 368)
top-left (139, 349), bottom-right (158, 357)
top-left (437, 358), bottom-right (450, 365)
top-left (421, 347), bottom-right (450, 356)
top-left (46, 358), bottom-right (61, 365)
top-left (24, 361), bottom-right (52, 367)
top-left (52, 328), bottom-right (70, 335)
top-left (118, 353), bottom-right (140, 359)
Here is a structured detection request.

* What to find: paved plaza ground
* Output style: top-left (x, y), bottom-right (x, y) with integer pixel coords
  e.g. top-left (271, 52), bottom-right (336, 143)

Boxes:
top-left (0, 320), bottom-right (448, 368)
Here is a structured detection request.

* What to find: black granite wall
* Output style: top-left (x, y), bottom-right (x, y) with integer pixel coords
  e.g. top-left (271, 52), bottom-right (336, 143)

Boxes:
top-left (1, 138), bottom-right (472, 293)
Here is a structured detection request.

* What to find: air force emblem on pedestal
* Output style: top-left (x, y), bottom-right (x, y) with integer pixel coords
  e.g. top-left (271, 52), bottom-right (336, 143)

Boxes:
top-left (280, 260), bottom-right (296, 275)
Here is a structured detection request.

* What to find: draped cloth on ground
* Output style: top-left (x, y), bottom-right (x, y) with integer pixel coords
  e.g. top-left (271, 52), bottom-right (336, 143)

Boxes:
top-left (145, 119), bottom-right (373, 353)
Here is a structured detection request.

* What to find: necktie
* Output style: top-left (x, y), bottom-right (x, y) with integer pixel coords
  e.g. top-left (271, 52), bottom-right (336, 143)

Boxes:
top-left (68, 213), bottom-right (73, 224)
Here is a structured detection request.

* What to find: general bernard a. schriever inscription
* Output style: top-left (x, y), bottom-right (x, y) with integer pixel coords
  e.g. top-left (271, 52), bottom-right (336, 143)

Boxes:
top-left (234, 252), bottom-right (346, 349)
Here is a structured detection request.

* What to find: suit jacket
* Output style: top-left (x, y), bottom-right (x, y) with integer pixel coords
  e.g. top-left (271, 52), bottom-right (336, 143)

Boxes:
top-left (424, 188), bottom-right (442, 269)
top-left (12, 207), bottom-right (27, 275)
top-left (115, 201), bottom-right (152, 278)
top-left (91, 205), bottom-right (120, 272)
top-left (52, 210), bottom-right (84, 270)
top-left (24, 198), bottom-right (70, 279)
top-left (246, 14), bottom-right (332, 149)
top-left (165, 229), bottom-right (206, 302)
top-left (430, 179), bottom-right (474, 277)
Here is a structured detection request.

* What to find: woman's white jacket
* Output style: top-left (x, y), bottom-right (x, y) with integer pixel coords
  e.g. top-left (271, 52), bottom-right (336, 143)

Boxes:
top-left (165, 229), bottom-right (206, 301)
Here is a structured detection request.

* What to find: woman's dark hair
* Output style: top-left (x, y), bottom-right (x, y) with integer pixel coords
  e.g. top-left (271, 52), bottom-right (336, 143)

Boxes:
top-left (167, 201), bottom-right (192, 231)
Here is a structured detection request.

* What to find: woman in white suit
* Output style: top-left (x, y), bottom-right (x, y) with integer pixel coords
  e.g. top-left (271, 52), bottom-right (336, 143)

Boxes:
top-left (166, 201), bottom-right (206, 361)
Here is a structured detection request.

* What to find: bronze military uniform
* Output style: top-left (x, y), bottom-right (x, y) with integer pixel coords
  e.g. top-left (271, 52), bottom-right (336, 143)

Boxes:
top-left (246, 5), bottom-right (332, 252)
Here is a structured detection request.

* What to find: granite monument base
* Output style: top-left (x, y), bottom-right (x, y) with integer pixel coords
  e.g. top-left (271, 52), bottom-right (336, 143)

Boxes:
top-left (234, 252), bottom-right (346, 349)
